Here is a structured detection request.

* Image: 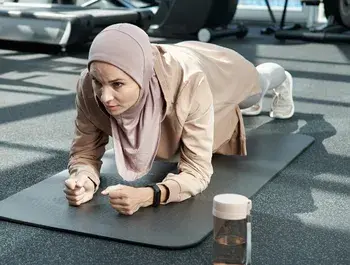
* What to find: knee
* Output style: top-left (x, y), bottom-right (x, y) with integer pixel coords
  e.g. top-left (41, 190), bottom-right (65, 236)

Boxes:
top-left (256, 63), bottom-right (286, 88)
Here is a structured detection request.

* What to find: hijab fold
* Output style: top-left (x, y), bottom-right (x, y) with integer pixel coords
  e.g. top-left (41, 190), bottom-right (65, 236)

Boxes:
top-left (88, 23), bottom-right (165, 181)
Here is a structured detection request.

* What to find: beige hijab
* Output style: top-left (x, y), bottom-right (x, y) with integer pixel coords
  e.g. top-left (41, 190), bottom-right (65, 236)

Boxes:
top-left (88, 23), bottom-right (165, 181)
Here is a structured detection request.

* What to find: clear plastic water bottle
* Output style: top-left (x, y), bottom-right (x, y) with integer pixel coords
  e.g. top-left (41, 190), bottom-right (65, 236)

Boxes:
top-left (212, 194), bottom-right (252, 265)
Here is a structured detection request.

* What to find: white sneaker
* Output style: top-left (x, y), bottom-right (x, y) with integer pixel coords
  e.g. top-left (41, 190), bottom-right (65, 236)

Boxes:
top-left (269, 71), bottom-right (294, 119)
top-left (240, 98), bottom-right (263, 116)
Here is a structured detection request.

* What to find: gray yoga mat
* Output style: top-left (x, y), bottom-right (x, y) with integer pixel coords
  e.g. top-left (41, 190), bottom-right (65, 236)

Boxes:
top-left (0, 128), bottom-right (314, 249)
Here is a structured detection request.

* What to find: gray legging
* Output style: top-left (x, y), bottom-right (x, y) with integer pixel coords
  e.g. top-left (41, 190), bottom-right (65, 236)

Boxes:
top-left (239, 62), bottom-right (287, 109)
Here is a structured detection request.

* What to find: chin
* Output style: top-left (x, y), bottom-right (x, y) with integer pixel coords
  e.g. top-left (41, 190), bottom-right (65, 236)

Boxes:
top-left (108, 108), bottom-right (125, 116)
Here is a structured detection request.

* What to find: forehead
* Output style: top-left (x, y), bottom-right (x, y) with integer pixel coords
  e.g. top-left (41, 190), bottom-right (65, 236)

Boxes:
top-left (89, 61), bottom-right (127, 79)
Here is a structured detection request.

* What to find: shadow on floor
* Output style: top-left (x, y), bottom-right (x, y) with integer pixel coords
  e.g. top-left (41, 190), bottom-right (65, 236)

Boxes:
top-left (0, 146), bottom-right (69, 201)
top-left (247, 112), bottom-right (349, 265)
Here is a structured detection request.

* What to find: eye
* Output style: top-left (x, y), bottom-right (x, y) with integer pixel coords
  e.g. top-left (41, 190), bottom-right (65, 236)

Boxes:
top-left (112, 82), bottom-right (123, 89)
top-left (91, 77), bottom-right (101, 86)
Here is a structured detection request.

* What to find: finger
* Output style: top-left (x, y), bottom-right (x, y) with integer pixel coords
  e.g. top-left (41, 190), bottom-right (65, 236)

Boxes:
top-left (110, 203), bottom-right (139, 215)
top-left (124, 204), bottom-right (141, 216)
top-left (66, 193), bottom-right (85, 202)
top-left (68, 198), bottom-right (85, 206)
top-left (75, 175), bottom-right (88, 188)
top-left (109, 198), bottom-right (129, 206)
top-left (112, 206), bottom-right (132, 215)
top-left (111, 205), bottom-right (128, 212)
top-left (101, 184), bottom-right (123, 195)
top-left (64, 187), bottom-right (85, 196)
top-left (109, 203), bottom-right (129, 212)
top-left (64, 187), bottom-right (84, 195)
top-left (65, 178), bottom-right (77, 190)
top-left (122, 209), bottom-right (135, 215)
top-left (109, 199), bottom-right (130, 211)
top-left (67, 192), bottom-right (92, 206)
top-left (122, 210), bottom-right (133, 215)
top-left (108, 190), bottom-right (127, 200)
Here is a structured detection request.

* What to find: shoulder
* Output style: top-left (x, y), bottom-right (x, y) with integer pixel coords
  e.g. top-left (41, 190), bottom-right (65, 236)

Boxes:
top-left (75, 68), bottom-right (95, 107)
top-left (175, 71), bottom-right (213, 124)
top-left (153, 44), bottom-right (209, 99)
top-left (76, 68), bottom-right (92, 94)
top-left (153, 44), bottom-right (212, 122)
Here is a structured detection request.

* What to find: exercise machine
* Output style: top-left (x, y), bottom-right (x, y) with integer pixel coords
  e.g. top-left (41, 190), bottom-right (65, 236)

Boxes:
top-left (85, 0), bottom-right (248, 42)
top-left (0, 0), bottom-right (154, 50)
top-left (146, 0), bottom-right (248, 42)
top-left (271, 0), bottom-right (350, 43)
top-left (82, 0), bottom-right (157, 9)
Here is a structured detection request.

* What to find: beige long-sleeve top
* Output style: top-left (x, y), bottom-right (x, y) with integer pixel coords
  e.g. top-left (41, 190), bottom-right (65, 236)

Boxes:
top-left (68, 41), bottom-right (260, 204)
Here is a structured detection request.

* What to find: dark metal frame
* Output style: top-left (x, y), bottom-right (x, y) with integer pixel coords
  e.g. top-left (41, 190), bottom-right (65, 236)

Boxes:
top-left (261, 0), bottom-right (302, 34)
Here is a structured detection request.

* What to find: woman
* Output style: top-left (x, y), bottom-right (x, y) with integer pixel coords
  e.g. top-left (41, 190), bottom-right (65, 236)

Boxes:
top-left (64, 23), bottom-right (294, 215)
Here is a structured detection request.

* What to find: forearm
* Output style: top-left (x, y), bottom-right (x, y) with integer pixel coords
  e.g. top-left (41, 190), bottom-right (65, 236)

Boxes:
top-left (159, 169), bottom-right (212, 204)
top-left (69, 73), bottom-right (109, 190)
top-left (157, 103), bottom-right (214, 203)
top-left (140, 74), bottom-right (214, 206)
top-left (134, 158), bottom-right (212, 207)
top-left (68, 141), bottom-right (107, 184)
top-left (68, 142), bottom-right (107, 189)
top-left (68, 115), bottom-right (109, 189)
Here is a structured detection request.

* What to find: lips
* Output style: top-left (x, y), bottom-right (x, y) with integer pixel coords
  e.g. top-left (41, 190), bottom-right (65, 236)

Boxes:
top-left (106, 105), bottom-right (119, 110)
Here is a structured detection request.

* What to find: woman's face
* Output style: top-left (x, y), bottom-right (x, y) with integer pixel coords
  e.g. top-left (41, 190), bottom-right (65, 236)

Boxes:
top-left (89, 61), bottom-right (140, 116)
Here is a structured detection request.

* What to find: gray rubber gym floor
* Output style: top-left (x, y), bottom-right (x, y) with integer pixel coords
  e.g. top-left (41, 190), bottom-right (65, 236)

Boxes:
top-left (1, 26), bottom-right (349, 265)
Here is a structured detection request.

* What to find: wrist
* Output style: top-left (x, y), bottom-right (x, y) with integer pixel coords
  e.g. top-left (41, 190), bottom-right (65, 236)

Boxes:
top-left (87, 176), bottom-right (98, 191)
top-left (140, 187), bottom-right (154, 207)
top-left (158, 184), bottom-right (169, 203)
top-left (140, 184), bottom-right (169, 207)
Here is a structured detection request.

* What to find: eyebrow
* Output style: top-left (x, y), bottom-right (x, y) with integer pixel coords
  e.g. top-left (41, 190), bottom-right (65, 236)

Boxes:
top-left (108, 78), bottom-right (124, 83)
top-left (90, 74), bottom-right (123, 84)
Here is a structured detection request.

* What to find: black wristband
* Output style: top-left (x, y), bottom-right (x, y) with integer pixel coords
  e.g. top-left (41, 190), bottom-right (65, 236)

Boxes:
top-left (162, 184), bottom-right (170, 202)
top-left (146, 184), bottom-right (161, 207)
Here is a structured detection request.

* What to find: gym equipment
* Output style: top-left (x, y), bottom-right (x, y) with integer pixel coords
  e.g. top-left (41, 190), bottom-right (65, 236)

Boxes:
top-left (147, 0), bottom-right (249, 42)
top-left (323, 0), bottom-right (350, 28)
top-left (0, 1), bottom-right (154, 50)
top-left (0, 124), bottom-right (314, 249)
top-left (273, 0), bottom-right (350, 43)
top-left (81, 0), bottom-right (157, 9)
top-left (261, 0), bottom-right (303, 35)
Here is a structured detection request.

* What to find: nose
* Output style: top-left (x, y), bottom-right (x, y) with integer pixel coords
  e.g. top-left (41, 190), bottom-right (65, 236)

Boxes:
top-left (100, 86), bottom-right (114, 104)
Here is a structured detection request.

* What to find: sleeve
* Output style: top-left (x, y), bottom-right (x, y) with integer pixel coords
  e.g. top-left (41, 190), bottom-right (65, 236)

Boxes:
top-left (67, 77), bottom-right (109, 191)
top-left (158, 75), bottom-right (215, 203)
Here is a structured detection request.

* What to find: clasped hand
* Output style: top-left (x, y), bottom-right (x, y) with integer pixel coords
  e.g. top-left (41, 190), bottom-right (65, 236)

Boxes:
top-left (101, 185), bottom-right (150, 215)
top-left (64, 174), bottom-right (152, 215)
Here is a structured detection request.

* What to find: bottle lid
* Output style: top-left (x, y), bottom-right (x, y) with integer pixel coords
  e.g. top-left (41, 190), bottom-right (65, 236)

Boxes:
top-left (212, 194), bottom-right (252, 220)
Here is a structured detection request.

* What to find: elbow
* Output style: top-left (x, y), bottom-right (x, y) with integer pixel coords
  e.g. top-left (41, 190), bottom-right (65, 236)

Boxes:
top-left (182, 160), bottom-right (213, 195)
top-left (195, 160), bottom-right (213, 193)
top-left (199, 171), bottom-right (212, 193)
top-left (163, 169), bottom-right (212, 203)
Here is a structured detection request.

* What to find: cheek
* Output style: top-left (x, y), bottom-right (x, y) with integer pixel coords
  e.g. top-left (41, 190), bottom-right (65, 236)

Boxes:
top-left (92, 84), bottom-right (101, 97)
top-left (120, 85), bottom-right (140, 103)
top-left (131, 86), bottom-right (140, 100)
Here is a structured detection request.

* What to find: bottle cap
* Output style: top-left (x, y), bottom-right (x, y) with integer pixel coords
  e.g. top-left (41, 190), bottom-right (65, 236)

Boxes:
top-left (212, 194), bottom-right (252, 220)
